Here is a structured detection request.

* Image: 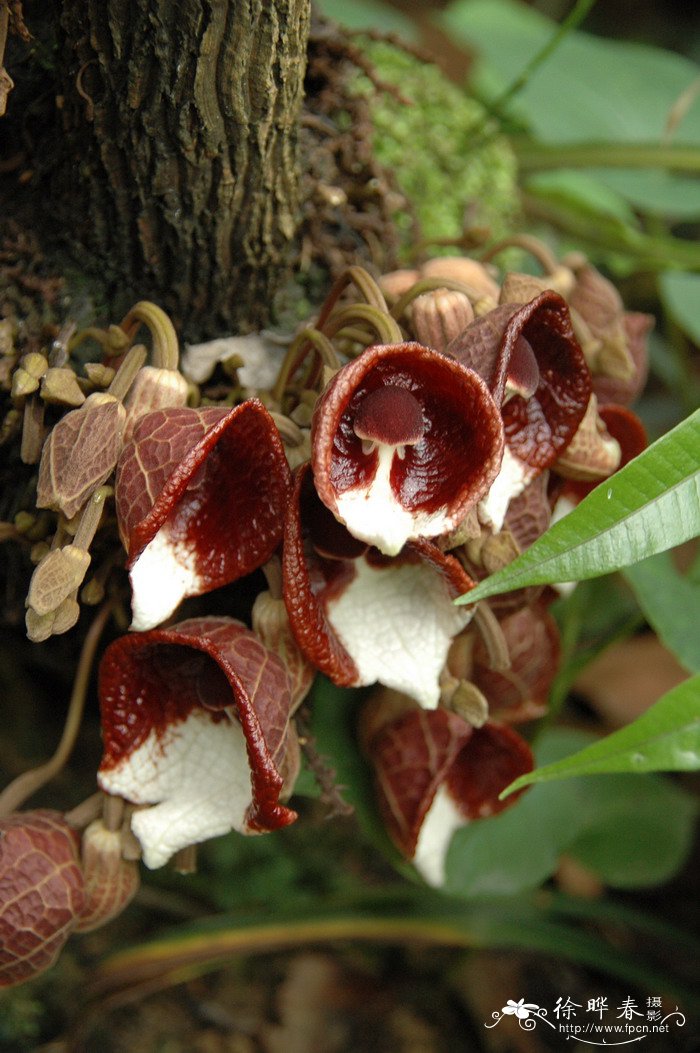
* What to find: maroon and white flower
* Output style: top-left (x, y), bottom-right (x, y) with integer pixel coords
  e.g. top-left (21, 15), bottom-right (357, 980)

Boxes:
top-left (115, 399), bottom-right (291, 630)
top-left (283, 464), bottom-right (476, 708)
top-left (311, 342), bottom-right (504, 556)
top-left (98, 617), bottom-right (297, 868)
top-left (365, 704), bottom-right (533, 885)
top-left (447, 292), bottom-right (591, 530)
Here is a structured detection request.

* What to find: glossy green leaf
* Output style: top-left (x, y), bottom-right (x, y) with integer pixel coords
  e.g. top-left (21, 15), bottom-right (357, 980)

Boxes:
top-left (503, 677), bottom-right (700, 798)
top-left (456, 410), bottom-right (700, 604)
top-left (624, 551), bottom-right (700, 672)
top-left (660, 271), bottom-right (700, 345)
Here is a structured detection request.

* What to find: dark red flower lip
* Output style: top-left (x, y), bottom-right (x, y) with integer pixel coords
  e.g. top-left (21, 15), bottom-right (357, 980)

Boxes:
top-left (115, 399), bottom-right (291, 629)
top-left (448, 291), bottom-right (592, 472)
top-left (311, 342), bottom-right (504, 555)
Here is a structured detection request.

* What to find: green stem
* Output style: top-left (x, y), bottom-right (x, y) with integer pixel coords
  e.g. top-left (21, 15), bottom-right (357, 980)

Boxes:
top-left (323, 304), bottom-right (403, 345)
top-left (271, 327), bottom-right (339, 406)
top-left (514, 139), bottom-right (700, 173)
top-left (522, 192), bottom-right (700, 270)
top-left (477, 0), bottom-right (598, 129)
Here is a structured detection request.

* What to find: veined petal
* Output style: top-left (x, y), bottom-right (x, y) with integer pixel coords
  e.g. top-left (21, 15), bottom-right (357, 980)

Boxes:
top-left (283, 466), bottom-right (475, 708)
top-left (448, 292), bottom-right (591, 477)
top-left (312, 342), bottom-right (504, 555)
top-left (115, 400), bottom-right (291, 630)
top-left (98, 617), bottom-right (296, 868)
top-left (367, 709), bottom-right (533, 885)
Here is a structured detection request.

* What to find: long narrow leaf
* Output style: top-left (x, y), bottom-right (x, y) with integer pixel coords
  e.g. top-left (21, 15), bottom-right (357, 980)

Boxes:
top-left (87, 890), bottom-right (700, 1009)
top-left (457, 410), bottom-right (700, 604)
top-left (502, 675), bottom-right (700, 796)
top-left (624, 551), bottom-right (700, 672)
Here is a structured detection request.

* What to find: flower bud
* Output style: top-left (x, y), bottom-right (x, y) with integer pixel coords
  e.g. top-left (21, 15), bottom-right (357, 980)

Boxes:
top-left (37, 392), bottom-right (127, 519)
top-left (411, 290), bottom-right (474, 352)
top-left (122, 366), bottom-right (189, 442)
top-left (0, 811), bottom-right (85, 988)
top-left (420, 256), bottom-right (500, 301)
top-left (74, 820), bottom-right (140, 933)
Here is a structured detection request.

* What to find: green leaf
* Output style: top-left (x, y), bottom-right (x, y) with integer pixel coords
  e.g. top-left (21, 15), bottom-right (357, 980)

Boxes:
top-left (592, 169), bottom-right (700, 220)
top-left (503, 676), bottom-right (700, 797)
top-left (456, 409), bottom-right (700, 604)
top-left (89, 887), bottom-right (700, 1009)
top-left (624, 551), bottom-right (700, 672)
top-left (315, 0), bottom-right (417, 37)
top-left (525, 169), bottom-right (637, 227)
top-left (660, 271), bottom-right (700, 345)
top-left (569, 776), bottom-right (697, 887)
top-left (441, 0), bottom-right (700, 144)
top-left (446, 728), bottom-right (697, 895)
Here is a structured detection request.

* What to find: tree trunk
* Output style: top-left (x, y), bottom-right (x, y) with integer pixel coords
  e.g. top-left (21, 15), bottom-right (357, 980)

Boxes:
top-left (54, 0), bottom-right (310, 338)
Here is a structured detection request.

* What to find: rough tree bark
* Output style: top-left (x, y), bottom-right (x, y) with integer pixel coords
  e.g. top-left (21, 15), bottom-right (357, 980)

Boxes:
top-left (52, 0), bottom-right (310, 338)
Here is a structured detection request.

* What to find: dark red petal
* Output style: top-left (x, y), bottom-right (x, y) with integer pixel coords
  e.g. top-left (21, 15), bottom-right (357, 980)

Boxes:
top-left (282, 463), bottom-right (359, 685)
top-left (98, 617), bottom-right (296, 832)
top-left (472, 604), bottom-right (560, 723)
top-left (448, 292), bottom-right (591, 471)
top-left (366, 708), bottom-right (474, 858)
top-left (115, 398), bottom-right (291, 590)
top-left (312, 342), bottom-right (504, 520)
top-left (446, 722), bottom-right (534, 818)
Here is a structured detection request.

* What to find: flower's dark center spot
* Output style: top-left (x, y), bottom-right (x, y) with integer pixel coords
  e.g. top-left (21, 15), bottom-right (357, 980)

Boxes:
top-left (353, 386), bottom-right (425, 458)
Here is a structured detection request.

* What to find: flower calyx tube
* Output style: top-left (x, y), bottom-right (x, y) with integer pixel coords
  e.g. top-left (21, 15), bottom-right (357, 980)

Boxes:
top-left (115, 398), bottom-right (291, 630)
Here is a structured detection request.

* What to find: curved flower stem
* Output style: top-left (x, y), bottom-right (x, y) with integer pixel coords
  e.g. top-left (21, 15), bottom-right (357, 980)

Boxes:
top-left (0, 601), bottom-right (113, 818)
top-left (106, 344), bottom-right (148, 402)
top-left (473, 603), bottom-right (511, 673)
top-left (68, 325), bottom-right (131, 357)
top-left (323, 304), bottom-right (403, 345)
top-left (480, 234), bottom-right (560, 275)
top-left (271, 327), bottom-right (340, 405)
top-left (315, 266), bottom-right (390, 332)
top-left (64, 791), bottom-right (103, 830)
top-left (390, 276), bottom-right (492, 321)
top-left (118, 302), bottom-right (180, 370)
